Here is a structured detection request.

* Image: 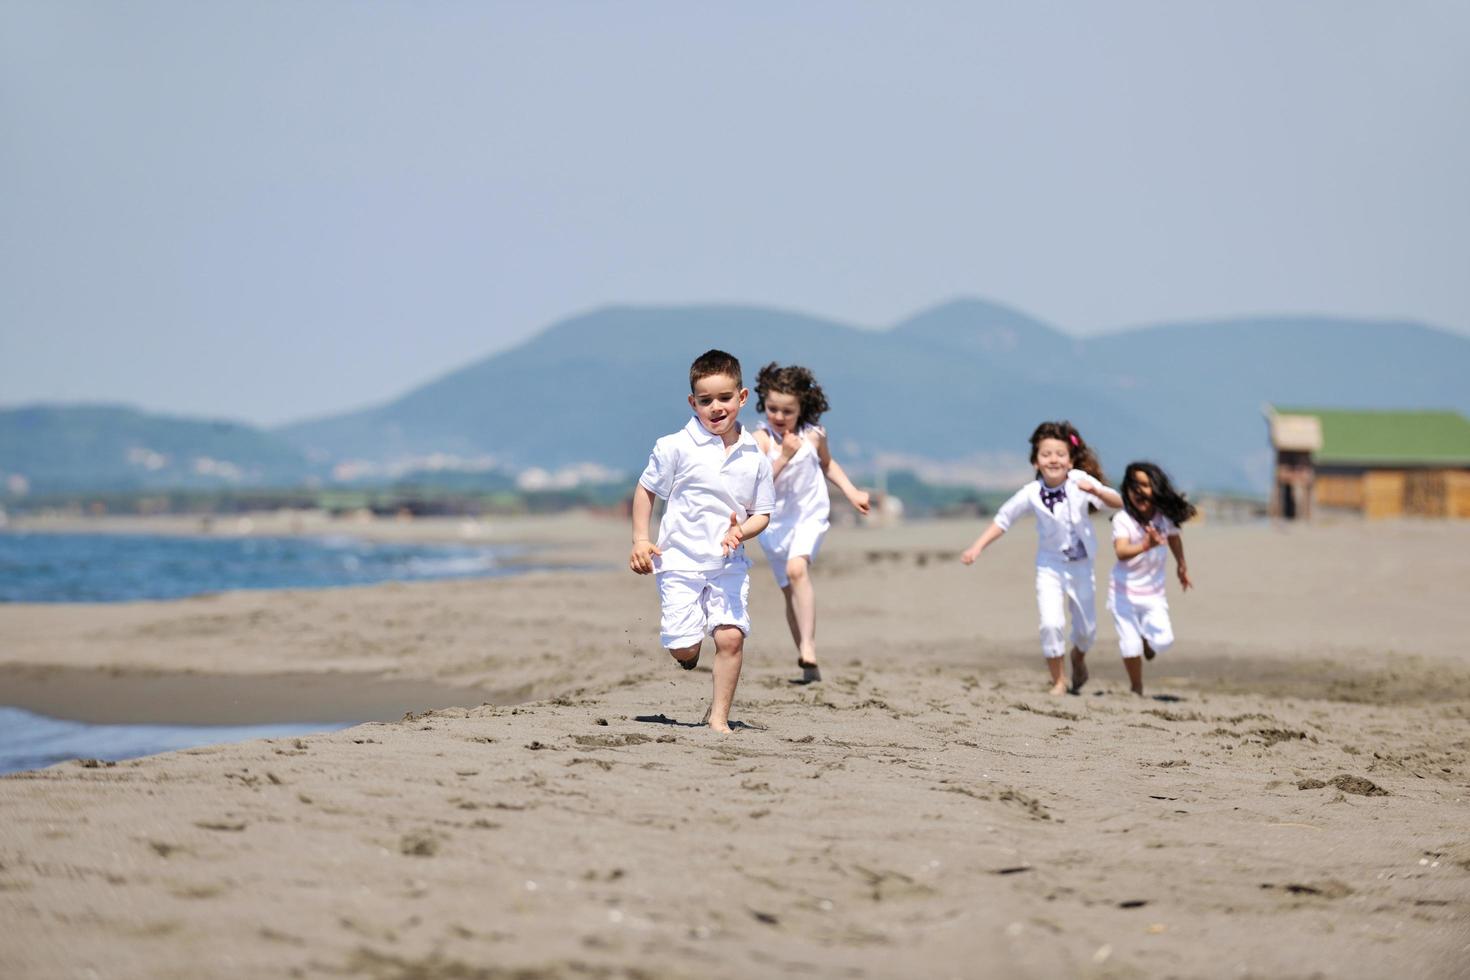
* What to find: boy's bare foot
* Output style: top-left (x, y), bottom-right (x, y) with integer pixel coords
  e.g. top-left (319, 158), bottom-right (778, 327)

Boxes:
top-left (1131, 686), bottom-right (1145, 696)
top-left (1143, 641), bottom-right (1156, 662)
top-left (1069, 648), bottom-right (1089, 693)
top-left (797, 657), bottom-right (822, 684)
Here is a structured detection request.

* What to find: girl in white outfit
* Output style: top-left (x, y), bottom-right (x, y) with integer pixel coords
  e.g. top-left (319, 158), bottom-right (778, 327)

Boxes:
top-left (1110, 461), bottom-right (1195, 695)
top-left (752, 363), bottom-right (871, 683)
top-left (961, 422), bottom-right (1123, 696)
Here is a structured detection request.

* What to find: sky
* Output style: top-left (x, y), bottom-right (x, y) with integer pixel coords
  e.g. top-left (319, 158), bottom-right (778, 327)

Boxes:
top-left (2, 1), bottom-right (1467, 426)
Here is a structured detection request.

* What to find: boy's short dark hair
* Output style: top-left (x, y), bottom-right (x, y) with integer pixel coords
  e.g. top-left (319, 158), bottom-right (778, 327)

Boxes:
top-left (689, 349), bottom-right (743, 391)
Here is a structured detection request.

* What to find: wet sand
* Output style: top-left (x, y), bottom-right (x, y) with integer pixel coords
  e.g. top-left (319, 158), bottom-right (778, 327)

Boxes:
top-left (1, 516), bottom-right (1468, 978)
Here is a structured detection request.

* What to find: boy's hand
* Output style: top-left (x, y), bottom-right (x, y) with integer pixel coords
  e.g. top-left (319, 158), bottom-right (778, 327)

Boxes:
top-left (1177, 563), bottom-right (1193, 590)
top-left (780, 431), bottom-right (802, 459)
top-left (960, 545), bottom-right (981, 565)
top-left (720, 513), bottom-right (744, 556)
top-left (847, 488), bottom-right (872, 515)
top-left (629, 539), bottom-right (662, 575)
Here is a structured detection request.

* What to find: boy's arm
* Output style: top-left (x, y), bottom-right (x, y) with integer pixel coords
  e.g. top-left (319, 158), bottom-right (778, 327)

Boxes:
top-left (816, 431), bottom-right (871, 514)
top-left (721, 511), bottom-right (771, 555)
top-left (629, 485), bottom-right (662, 574)
top-left (1167, 533), bottom-right (1192, 590)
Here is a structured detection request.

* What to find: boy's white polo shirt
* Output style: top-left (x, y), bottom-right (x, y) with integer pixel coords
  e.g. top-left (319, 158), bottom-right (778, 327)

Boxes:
top-left (993, 469), bottom-right (1109, 564)
top-left (639, 417), bottom-right (775, 573)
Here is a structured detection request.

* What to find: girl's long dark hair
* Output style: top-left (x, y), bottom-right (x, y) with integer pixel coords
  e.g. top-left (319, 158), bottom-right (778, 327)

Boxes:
top-left (755, 362), bottom-right (829, 428)
top-left (1122, 461), bottom-right (1196, 526)
top-left (1028, 420), bottom-right (1105, 484)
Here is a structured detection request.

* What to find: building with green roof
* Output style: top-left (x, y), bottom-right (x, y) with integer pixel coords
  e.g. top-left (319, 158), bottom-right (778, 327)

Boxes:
top-left (1264, 406), bottom-right (1470, 519)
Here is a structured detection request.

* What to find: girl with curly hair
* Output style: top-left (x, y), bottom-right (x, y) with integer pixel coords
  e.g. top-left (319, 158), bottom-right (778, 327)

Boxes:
top-left (752, 362), bottom-right (871, 683)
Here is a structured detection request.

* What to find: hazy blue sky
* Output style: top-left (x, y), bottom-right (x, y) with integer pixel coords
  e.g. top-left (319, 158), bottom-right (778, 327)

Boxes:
top-left (3, 1), bottom-right (1467, 425)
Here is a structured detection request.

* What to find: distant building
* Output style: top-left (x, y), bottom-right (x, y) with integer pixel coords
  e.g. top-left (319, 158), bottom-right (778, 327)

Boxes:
top-left (1264, 406), bottom-right (1470, 519)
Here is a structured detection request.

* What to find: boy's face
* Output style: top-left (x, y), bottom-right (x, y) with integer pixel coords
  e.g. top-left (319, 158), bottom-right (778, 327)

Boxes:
top-left (688, 373), bottom-right (748, 440)
top-left (762, 390), bottom-right (801, 435)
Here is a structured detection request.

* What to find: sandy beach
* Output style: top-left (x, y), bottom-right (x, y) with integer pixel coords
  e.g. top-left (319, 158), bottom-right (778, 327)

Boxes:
top-left (2, 515), bottom-right (1468, 978)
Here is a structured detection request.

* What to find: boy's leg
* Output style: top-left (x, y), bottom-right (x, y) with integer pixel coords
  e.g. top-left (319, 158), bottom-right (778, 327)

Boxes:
top-left (704, 564), bottom-right (753, 731)
top-left (657, 572), bottom-right (707, 670)
top-left (1035, 565), bottom-right (1069, 695)
top-left (786, 557), bottom-right (818, 668)
top-left (670, 643), bottom-right (702, 669)
top-left (708, 625), bottom-right (744, 733)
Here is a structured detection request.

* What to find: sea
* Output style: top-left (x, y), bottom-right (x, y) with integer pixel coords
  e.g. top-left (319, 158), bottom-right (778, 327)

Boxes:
top-left (0, 531), bottom-right (531, 774)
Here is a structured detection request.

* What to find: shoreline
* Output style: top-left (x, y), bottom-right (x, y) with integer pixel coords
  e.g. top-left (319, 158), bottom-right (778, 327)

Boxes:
top-left (0, 665), bottom-right (509, 727)
top-left (2, 510), bottom-right (631, 570)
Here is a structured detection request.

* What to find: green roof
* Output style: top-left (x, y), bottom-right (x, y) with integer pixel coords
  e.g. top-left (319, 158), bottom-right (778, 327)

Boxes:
top-left (1272, 407), bottom-right (1470, 466)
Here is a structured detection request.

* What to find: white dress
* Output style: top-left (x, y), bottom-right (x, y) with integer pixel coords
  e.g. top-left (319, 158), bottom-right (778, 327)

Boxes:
top-left (757, 423), bottom-right (830, 587)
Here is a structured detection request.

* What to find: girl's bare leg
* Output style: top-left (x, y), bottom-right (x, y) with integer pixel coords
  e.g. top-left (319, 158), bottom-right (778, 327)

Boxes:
top-left (781, 585), bottom-right (801, 649)
top-left (1047, 657), bottom-right (1068, 696)
top-left (1069, 646), bottom-right (1089, 693)
top-left (707, 626), bottom-right (744, 733)
top-left (785, 557), bottom-right (817, 667)
top-left (1124, 656), bottom-right (1144, 695)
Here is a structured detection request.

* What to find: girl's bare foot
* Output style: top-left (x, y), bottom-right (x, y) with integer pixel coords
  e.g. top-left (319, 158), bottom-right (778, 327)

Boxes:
top-left (1069, 648), bottom-right (1089, 693)
top-left (1131, 685), bottom-right (1145, 696)
top-left (1048, 678), bottom-right (1069, 696)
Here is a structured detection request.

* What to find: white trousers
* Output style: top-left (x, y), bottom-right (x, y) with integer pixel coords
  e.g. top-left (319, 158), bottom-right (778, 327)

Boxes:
top-left (1035, 560), bottom-right (1096, 659)
top-left (1108, 588), bottom-right (1175, 659)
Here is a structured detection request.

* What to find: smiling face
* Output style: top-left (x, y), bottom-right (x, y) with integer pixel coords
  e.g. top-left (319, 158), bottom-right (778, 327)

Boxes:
top-left (762, 389), bottom-right (801, 436)
top-left (688, 373), bottom-right (748, 444)
top-left (1033, 437), bottom-right (1074, 487)
top-left (1126, 468), bottom-right (1156, 518)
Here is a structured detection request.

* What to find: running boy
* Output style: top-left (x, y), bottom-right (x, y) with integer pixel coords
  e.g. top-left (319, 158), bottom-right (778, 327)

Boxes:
top-left (629, 349), bottom-right (775, 733)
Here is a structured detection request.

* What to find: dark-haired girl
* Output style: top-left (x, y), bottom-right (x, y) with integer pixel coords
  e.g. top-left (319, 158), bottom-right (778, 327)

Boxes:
top-left (960, 422), bottom-right (1123, 696)
top-left (1109, 461), bottom-right (1196, 695)
top-left (752, 363), bottom-right (871, 683)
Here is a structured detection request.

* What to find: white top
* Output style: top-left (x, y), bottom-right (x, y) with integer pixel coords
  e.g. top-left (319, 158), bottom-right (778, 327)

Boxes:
top-left (1110, 510), bottom-right (1180, 597)
top-left (638, 416), bottom-right (776, 573)
top-left (759, 423), bottom-right (830, 532)
top-left (993, 469), bottom-right (1110, 565)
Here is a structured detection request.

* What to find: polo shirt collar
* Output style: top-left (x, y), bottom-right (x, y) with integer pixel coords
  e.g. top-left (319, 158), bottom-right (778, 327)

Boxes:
top-left (683, 415), bottom-right (753, 450)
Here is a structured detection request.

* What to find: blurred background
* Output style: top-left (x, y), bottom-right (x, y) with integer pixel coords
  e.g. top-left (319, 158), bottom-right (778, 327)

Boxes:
top-left (3, 1), bottom-right (1468, 515)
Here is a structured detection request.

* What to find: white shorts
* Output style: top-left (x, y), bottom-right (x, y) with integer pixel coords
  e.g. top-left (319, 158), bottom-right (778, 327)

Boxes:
top-left (1035, 560), bottom-right (1097, 659)
top-left (656, 563), bottom-right (751, 649)
top-left (759, 519), bottom-right (828, 588)
top-left (1108, 588), bottom-right (1175, 659)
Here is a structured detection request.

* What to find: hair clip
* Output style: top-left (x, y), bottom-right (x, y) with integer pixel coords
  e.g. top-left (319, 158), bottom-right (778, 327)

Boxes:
top-left (1069, 434), bottom-right (1080, 446)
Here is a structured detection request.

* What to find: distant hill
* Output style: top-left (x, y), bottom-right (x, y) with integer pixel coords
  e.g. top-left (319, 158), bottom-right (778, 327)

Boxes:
top-left (277, 300), bottom-right (1470, 491)
top-left (9, 301), bottom-right (1467, 495)
top-left (0, 405), bottom-right (313, 493)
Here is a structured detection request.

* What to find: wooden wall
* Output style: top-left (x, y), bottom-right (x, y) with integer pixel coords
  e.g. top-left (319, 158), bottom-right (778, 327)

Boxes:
top-left (1314, 468), bottom-right (1470, 518)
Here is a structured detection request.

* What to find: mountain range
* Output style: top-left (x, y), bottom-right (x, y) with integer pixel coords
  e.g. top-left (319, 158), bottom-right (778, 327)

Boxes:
top-left (6, 298), bottom-right (1469, 494)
